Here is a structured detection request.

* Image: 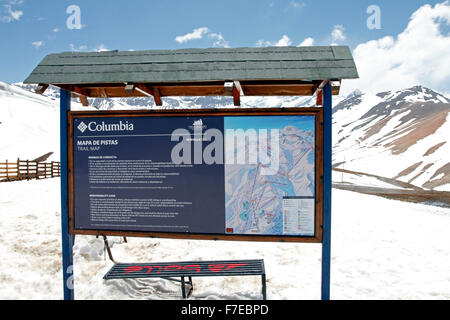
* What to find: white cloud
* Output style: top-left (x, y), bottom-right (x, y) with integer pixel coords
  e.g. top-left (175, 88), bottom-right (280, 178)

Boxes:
top-left (52, 28), bottom-right (59, 33)
top-left (298, 37), bottom-right (314, 46)
top-left (175, 27), bottom-right (209, 43)
top-left (346, 1), bottom-right (450, 95)
top-left (1, 3), bottom-right (23, 23)
top-left (7, 6), bottom-right (21, 20)
top-left (175, 27), bottom-right (230, 48)
top-left (31, 41), bottom-right (44, 49)
top-left (257, 34), bottom-right (292, 47)
top-left (69, 44), bottom-right (88, 52)
top-left (256, 39), bottom-right (267, 47)
top-left (331, 25), bottom-right (346, 45)
top-left (93, 44), bottom-right (109, 52)
top-left (276, 35), bottom-right (292, 46)
top-left (209, 32), bottom-right (230, 48)
top-left (69, 44), bottom-right (110, 52)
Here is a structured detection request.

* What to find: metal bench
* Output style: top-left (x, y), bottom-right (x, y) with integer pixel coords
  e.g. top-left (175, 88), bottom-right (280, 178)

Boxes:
top-left (103, 259), bottom-right (267, 300)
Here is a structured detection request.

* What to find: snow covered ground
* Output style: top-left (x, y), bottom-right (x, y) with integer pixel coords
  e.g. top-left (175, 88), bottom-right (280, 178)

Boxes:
top-left (0, 178), bottom-right (448, 300)
top-left (0, 82), bottom-right (60, 161)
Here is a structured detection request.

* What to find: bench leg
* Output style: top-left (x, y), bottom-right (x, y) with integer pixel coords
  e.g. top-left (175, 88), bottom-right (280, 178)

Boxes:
top-left (261, 274), bottom-right (267, 300)
top-left (102, 235), bottom-right (116, 263)
top-left (180, 277), bottom-right (194, 299)
top-left (181, 277), bottom-right (186, 299)
top-left (187, 277), bottom-right (194, 298)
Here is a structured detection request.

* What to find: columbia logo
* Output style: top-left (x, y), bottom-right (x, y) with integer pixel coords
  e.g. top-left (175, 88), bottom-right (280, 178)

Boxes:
top-left (77, 121), bottom-right (88, 133)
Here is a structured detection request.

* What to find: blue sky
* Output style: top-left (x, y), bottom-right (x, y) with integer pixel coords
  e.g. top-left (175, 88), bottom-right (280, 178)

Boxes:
top-left (1, 0), bottom-right (449, 95)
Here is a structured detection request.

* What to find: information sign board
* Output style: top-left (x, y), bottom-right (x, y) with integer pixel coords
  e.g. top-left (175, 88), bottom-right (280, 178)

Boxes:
top-left (68, 108), bottom-right (323, 242)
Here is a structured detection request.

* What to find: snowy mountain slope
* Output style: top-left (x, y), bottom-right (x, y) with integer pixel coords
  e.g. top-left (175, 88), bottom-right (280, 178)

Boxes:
top-left (333, 86), bottom-right (450, 191)
top-left (0, 82), bottom-right (61, 161)
top-left (4, 82), bottom-right (450, 191)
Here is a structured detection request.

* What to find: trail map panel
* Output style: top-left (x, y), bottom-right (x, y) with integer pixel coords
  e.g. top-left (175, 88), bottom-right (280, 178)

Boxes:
top-left (69, 109), bottom-right (322, 242)
top-left (224, 116), bottom-right (316, 237)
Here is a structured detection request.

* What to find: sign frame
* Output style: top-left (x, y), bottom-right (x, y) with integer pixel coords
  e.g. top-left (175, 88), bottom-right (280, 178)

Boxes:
top-left (67, 107), bottom-right (324, 243)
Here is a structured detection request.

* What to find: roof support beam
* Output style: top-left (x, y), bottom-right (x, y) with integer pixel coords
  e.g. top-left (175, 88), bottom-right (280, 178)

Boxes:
top-left (72, 85), bottom-right (89, 107)
top-left (58, 84), bottom-right (90, 107)
top-left (78, 95), bottom-right (89, 107)
top-left (232, 82), bottom-right (242, 107)
top-left (124, 83), bottom-right (136, 95)
top-left (134, 85), bottom-right (152, 97)
top-left (317, 91), bottom-right (323, 106)
top-left (136, 84), bottom-right (163, 107)
top-left (152, 87), bottom-right (162, 107)
top-left (234, 81), bottom-right (244, 96)
top-left (124, 83), bottom-right (163, 106)
top-left (54, 80), bottom-right (336, 98)
top-left (314, 80), bottom-right (328, 106)
top-left (70, 92), bottom-right (89, 107)
top-left (35, 83), bottom-right (49, 95)
top-left (224, 82), bottom-right (234, 93)
top-left (71, 85), bottom-right (89, 97)
top-left (330, 80), bottom-right (341, 95)
top-left (100, 88), bottom-right (109, 98)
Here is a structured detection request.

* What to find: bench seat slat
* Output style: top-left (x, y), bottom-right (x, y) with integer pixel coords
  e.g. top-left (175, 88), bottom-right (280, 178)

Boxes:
top-left (104, 259), bottom-right (265, 280)
top-left (103, 259), bottom-right (267, 300)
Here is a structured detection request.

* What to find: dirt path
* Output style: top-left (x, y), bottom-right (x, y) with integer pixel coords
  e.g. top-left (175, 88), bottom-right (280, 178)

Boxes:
top-left (333, 183), bottom-right (450, 207)
top-left (332, 168), bottom-right (450, 207)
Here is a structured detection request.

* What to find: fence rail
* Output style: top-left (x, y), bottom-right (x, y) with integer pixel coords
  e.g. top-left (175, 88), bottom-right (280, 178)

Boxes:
top-left (0, 159), bottom-right (60, 182)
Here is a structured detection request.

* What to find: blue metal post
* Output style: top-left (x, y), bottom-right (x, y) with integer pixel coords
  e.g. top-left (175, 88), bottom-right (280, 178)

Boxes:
top-left (60, 89), bottom-right (75, 300)
top-left (321, 82), bottom-right (332, 300)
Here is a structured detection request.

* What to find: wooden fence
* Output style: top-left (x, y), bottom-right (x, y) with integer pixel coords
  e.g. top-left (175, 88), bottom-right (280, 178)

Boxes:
top-left (0, 159), bottom-right (61, 182)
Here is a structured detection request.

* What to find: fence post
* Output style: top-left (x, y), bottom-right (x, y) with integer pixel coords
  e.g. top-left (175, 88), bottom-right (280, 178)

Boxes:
top-left (6, 160), bottom-right (8, 181)
top-left (17, 158), bottom-right (20, 180)
top-left (27, 160), bottom-right (30, 180)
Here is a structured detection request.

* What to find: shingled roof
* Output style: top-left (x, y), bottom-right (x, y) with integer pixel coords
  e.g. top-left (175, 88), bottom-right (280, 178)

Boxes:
top-left (24, 46), bottom-right (358, 106)
top-left (24, 46), bottom-right (358, 85)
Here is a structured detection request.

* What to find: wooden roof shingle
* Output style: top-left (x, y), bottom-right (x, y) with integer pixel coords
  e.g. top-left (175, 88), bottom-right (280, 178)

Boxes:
top-left (24, 46), bottom-right (358, 85)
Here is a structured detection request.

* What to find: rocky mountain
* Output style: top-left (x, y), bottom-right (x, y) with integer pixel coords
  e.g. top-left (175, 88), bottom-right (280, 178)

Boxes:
top-left (3, 82), bottom-right (450, 192)
top-left (333, 85), bottom-right (450, 191)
